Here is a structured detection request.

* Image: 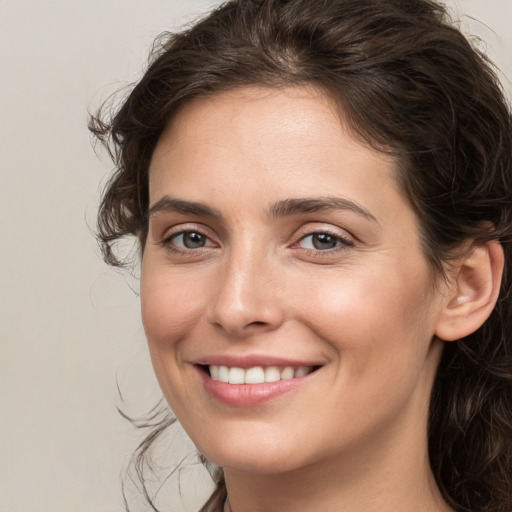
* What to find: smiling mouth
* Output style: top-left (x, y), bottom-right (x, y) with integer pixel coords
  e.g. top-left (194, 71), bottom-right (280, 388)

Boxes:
top-left (201, 365), bottom-right (320, 384)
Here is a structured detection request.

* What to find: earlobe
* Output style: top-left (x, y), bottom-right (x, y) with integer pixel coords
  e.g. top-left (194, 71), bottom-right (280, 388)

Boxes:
top-left (435, 240), bottom-right (504, 342)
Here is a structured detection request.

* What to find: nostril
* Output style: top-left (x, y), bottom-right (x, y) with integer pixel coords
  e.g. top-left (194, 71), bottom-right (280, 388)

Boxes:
top-left (248, 321), bottom-right (266, 327)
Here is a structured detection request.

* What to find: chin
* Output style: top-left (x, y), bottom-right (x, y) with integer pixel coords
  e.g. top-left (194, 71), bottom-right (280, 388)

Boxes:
top-left (196, 432), bottom-right (305, 475)
top-left (211, 453), bottom-right (300, 475)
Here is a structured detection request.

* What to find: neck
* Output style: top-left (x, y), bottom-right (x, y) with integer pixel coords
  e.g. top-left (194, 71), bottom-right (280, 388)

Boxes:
top-left (224, 435), bottom-right (452, 512)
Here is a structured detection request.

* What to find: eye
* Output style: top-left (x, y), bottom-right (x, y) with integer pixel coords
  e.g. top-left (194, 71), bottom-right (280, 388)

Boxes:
top-left (297, 232), bottom-right (352, 251)
top-left (164, 230), bottom-right (216, 251)
top-left (174, 231), bottom-right (207, 249)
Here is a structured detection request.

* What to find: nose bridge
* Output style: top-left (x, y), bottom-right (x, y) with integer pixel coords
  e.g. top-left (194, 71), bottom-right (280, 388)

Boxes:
top-left (207, 238), bottom-right (284, 336)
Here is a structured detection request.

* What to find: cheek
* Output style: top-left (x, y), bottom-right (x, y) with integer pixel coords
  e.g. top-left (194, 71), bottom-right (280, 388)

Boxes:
top-left (140, 262), bottom-right (207, 350)
top-left (292, 263), bottom-right (435, 367)
top-left (290, 267), bottom-right (437, 441)
top-left (140, 263), bottom-right (209, 412)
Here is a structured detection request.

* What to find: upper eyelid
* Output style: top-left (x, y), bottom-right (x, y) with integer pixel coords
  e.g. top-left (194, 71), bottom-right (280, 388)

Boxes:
top-left (160, 223), bottom-right (215, 241)
top-left (293, 233), bottom-right (354, 252)
top-left (298, 228), bottom-right (352, 240)
top-left (292, 223), bottom-right (355, 242)
top-left (156, 221), bottom-right (355, 246)
top-left (298, 231), bottom-right (352, 244)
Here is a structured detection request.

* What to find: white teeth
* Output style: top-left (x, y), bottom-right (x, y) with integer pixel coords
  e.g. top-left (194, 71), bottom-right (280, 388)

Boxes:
top-left (281, 367), bottom-right (294, 380)
top-left (208, 364), bottom-right (313, 384)
top-left (264, 366), bottom-right (281, 382)
top-left (294, 367), bottom-right (309, 378)
top-left (245, 366), bottom-right (265, 384)
top-left (210, 365), bottom-right (220, 380)
top-left (228, 367), bottom-right (245, 384)
top-left (218, 365), bottom-right (229, 383)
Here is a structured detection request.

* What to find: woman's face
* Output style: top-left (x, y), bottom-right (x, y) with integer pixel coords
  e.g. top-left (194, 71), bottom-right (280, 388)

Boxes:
top-left (141, 86), bottom-right (449, 475)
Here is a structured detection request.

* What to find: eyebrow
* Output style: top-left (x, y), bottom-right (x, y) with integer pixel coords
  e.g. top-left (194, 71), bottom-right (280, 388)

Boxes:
top-left (147, 196), bottom-right (223, 220)
top-left (147, 195), bottom-right (378, 223)
top-left (268, 197), bottom-right (378, 223)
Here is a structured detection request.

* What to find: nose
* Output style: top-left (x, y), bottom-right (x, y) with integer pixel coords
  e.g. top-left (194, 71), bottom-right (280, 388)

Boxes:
top-left (206, 248), bottom-right (285, 337)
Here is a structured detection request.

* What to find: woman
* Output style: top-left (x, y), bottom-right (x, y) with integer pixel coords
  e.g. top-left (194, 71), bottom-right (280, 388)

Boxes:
top-left (90, 0), bottom-right (512, 510)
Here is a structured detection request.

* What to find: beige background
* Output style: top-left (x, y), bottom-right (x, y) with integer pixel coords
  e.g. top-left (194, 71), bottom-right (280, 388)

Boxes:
top-left (1, 1), bottom-right (510, 511)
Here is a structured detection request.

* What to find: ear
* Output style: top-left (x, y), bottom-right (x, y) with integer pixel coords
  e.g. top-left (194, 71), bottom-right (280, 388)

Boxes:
top-left (435, 240), bottom-right (504, 341)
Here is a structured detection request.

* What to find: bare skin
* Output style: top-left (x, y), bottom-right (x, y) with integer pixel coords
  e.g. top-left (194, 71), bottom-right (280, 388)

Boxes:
top-left (140, 85), bottom-right (489, 511)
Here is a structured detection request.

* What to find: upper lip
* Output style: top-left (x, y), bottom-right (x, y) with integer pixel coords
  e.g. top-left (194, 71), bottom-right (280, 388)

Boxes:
top-left (193, 354), bottom-right (323, 369)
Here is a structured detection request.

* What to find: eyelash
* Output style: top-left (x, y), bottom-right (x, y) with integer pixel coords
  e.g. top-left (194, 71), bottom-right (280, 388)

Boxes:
top-left (161, 227), bottom-right (217, 256)
top-left (293, 230), bottom-right (354, 256)
top-left (160, 227), bottom-right (354, 258)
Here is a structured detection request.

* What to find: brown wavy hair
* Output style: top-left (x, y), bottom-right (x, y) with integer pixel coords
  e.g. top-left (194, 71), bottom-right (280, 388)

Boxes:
top-left (89, 0), bottom-right (512, 510)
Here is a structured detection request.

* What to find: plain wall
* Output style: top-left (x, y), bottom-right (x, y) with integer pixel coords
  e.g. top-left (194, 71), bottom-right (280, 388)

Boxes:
top-left (1, 1), bottom-right (510, 511)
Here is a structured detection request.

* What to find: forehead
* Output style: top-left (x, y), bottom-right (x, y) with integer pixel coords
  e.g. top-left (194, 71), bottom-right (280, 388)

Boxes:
top-left (156, 85), bottom-right (346, 163)
top-left (149, 85), bottom-right (401, 206)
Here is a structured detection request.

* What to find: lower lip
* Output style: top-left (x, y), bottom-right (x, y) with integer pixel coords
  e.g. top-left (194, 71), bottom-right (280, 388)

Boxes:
top-left (198, 367), bottom-right (314, 407)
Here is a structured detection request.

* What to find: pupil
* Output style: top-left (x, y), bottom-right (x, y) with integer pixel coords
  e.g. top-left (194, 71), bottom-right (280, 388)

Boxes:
top-left (184, 232), bottom-right (205, 248)
top-left (313, 233), bottom-right (337, 250)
